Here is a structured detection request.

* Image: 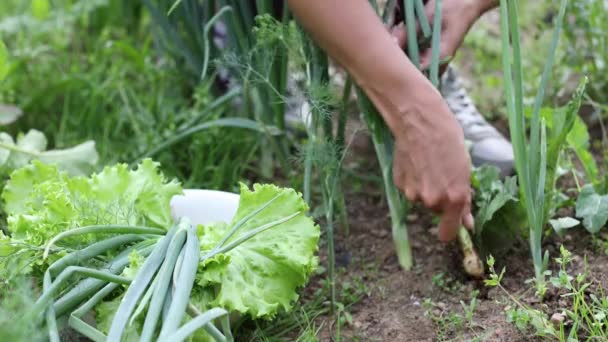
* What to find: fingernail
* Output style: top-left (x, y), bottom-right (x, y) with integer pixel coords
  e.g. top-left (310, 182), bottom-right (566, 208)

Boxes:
top-left (464, 213), bottom-right (475, 230)
top-left (392, 36), bottom-right (399, 44)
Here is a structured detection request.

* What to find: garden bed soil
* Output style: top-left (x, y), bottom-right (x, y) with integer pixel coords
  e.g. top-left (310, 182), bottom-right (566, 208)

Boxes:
top-left (313, 186), bottom-right (608, 342)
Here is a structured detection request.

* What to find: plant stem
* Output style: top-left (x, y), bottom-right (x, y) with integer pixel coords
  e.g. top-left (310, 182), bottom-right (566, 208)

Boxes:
top-left (336, 76), bottom-right (352, 150)
top-left (357, 90), bottom-right (413, 270)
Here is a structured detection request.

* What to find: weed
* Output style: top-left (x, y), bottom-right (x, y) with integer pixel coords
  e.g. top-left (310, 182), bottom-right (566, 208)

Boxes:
top-left (431, 272), bottom-right (463, 294)
top-left (485, 246), bottom-right (608, 341)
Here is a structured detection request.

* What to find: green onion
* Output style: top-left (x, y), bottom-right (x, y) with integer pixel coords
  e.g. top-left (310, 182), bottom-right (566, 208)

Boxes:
top-left (357, 90), bottom-right (413, 270)
top-left (415, 0), bottom-right (431, 38)
top-left (211, 193), bottom-right (282, 251)
top-left (107, 224), bottom-right (178, 340)
top-left (130, 276), bottom-right (159, 327)
top-left (43, 225), bottom-right (164, 259)
top-left (54, 241), bottom-right (156, 316)
top-left (202, 211), bottom-right (300, 260)
top-left (140, 228), bottom-right (187, 342)
top-left (404, 0), bottom-right (420, 68)
top-left (48, 234), bottom-right (144, 276)
top-left (161, 308), bottom-right (229, 342)
top-left (43, 271), bottom-right (60, 342)
top-left (68, 282), bottom-right (119, 342)
top-left (159, 221), bottom-right (200, 338)
top-left (429, 0), bottom-right (442, 86)
top-left (31, 266), bottom-right (131, 319)
top-left (499, 0), bottom-right (569, 285)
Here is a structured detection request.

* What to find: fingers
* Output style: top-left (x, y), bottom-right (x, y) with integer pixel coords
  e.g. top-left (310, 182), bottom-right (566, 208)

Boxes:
top-left (437, 188), bottom-right (473, 241)
top-left (437, 203), bottom-right (463, 242)
top-left (390, 23), bottom-right (407, 50)
top-left (420, 42), bottom-right (453, 72)
top-left (393, 160), bottom-right (418, 202)
top-left (462, 199), bottom-right (474, 231)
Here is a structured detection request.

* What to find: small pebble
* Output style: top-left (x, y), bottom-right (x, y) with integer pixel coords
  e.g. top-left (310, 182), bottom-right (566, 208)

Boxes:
top-left (551, 312), bottom-right (566, 326)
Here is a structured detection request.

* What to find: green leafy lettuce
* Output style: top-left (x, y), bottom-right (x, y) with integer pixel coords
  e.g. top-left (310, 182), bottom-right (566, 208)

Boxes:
top-left (195, 184), bottom-right (320, 319)
top-left (0, 159), bottom-right (182, 277)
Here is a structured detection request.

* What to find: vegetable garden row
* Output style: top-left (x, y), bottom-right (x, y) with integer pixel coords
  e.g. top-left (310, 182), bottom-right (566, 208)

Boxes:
top-left (1, 0), bottom-right (608, 341)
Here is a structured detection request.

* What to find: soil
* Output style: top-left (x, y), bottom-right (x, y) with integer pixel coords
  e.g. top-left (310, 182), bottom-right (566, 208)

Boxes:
top-left (310, 185), bottom-right (608, 342)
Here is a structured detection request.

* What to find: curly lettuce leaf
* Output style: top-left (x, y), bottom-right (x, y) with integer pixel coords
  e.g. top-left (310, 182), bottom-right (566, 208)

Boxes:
top-left (0, 159), bottom-right (182, 276)
top-left (196, 184), bottom-right (320, 319)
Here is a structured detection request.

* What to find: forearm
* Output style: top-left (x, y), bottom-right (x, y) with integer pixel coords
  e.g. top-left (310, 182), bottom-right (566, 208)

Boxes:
top-left (287, 0), bottom-right (439, 133)
top-left (474, 0), bottom-right (499, 16)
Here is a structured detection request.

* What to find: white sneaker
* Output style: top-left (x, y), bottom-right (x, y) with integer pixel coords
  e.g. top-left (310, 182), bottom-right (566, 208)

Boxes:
top-left (440, 66), bottom-right (515, 177)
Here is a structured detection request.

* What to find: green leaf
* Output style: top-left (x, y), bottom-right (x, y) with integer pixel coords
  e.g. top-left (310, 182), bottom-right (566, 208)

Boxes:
top-left (567, 116), bottom-right (598, 181)
top-left (544, 79), bottom-right (586, 191)
top-left (0, 40), bottom-right (8, 81)
top-left (472, 166), bottom-right (522, 254)
top-left (476, 175), bottom-right (518, 229)
top-left (549, 217), bottom-right (580, 234)
top-left (31, 0), bottom-right (51, 20)
top-left (472, 165), bottom-right (518, 232)
top-left (9, 130), bottom-right (48, 167)
top-left (197, 184), bottom-right (320, 318)
top-left (37, 141), bottom-right (99, 176)
top-left (575, 184), bottom-right (608, 233)
top-left (0, 105), bottom-right (22, 125)
top-left (0, 129), bottom-right (99, 175)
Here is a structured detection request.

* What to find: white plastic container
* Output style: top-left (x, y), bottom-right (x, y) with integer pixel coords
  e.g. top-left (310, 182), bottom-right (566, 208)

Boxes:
top-left (170, 189), bottom-right (240, 225)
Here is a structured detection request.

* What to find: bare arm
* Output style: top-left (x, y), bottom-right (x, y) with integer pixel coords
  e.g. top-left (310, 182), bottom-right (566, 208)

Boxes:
top-left (288, 0), bottom-right (474, 242)
top-left (477, 0), bottom-right (499, 14)
top-left (287, 0), bottom-right (435, 133)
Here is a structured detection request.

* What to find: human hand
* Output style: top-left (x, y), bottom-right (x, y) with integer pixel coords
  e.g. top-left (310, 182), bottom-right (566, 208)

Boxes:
top-left (390, 0), bottom-right (488, 70)
top-left (287, 0), bottom-right (475, 241)
top-left (390, 80), bottom-right (474, 242)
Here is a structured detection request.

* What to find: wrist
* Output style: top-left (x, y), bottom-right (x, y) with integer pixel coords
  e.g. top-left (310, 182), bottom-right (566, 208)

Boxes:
top-left (362, 66), bottom-right (445, 139)
top-left (343, 33), bottom-right (430, 133)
